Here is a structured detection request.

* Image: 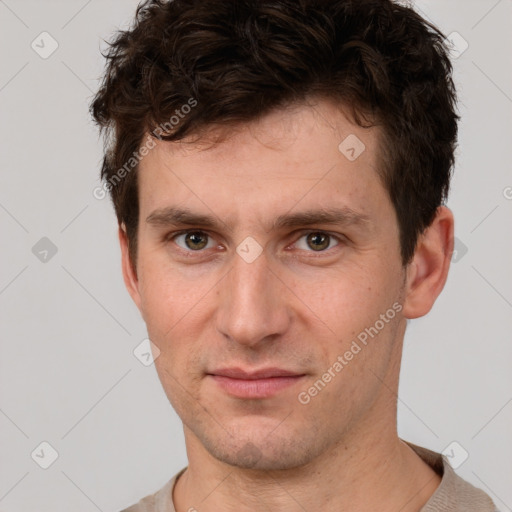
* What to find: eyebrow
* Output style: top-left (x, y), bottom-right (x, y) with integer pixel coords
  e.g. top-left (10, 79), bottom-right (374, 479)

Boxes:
top-left (146, 206), bottom-right (371, 233)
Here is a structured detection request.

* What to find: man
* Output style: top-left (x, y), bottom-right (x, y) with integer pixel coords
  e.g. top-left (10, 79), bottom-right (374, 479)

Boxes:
top-left (90, 0), bottom-right (498, 510)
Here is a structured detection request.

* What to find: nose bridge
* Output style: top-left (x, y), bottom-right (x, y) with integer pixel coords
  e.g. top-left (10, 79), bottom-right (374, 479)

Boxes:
top-left (216, 248), bottom-right (290, 346)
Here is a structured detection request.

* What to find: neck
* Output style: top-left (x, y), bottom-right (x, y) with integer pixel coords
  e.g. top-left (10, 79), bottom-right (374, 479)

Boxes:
top-left (173, 413), bottom-right (441, 512)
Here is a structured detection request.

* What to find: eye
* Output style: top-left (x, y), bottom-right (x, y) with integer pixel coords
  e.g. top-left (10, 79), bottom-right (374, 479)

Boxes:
top-left (167, 229), bottom-right (343, 256)
top-left (172, 230), bottom-right (217, 252)
top-left (293, 231), bottom-right (341, 252)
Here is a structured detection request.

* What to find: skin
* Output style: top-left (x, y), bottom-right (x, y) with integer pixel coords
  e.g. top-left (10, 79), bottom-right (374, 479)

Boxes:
top-left (119, 97), bottom-right (454, 511)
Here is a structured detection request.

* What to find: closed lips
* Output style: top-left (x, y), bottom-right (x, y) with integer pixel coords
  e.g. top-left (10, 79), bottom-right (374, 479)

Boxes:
top-left (208, 368), bottom-right (305, 379)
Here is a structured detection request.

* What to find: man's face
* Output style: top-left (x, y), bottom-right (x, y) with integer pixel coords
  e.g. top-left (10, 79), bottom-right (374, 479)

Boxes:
top-left (124, 99), bottom-right (409, 470)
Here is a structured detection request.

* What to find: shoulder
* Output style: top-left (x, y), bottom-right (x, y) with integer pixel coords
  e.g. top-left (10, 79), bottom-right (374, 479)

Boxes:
top-left (119, 468), bottom-right (187, 512)
top-left (405, 441), bottom-right (498, 512)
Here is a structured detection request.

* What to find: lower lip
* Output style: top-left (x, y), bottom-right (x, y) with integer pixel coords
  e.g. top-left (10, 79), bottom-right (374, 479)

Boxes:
top-left (209, 375), bottom-right (305, 398)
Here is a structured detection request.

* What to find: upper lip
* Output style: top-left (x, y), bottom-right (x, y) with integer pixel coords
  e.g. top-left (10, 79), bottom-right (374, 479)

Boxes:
top-left (208, 367), bottom-right (304, 379)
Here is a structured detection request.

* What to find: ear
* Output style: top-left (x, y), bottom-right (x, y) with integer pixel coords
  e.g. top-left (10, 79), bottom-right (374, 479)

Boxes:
top-left (119, 224), bottom-right (143, 313)
top-left (402, 206), bottom-right (454, 319)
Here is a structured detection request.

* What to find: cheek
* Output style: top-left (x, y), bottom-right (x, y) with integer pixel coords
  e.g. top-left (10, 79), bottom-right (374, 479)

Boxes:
top-left (136, 249), bottom-right (209, 330)
top-left (297, 261), bottom-right (403, 367)
top-left (296, 262), bottom-right (387, 323)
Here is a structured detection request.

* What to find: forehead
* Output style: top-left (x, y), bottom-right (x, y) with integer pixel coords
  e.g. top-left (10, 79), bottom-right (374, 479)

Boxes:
top-left (137, 99), bottom-right (390, 228)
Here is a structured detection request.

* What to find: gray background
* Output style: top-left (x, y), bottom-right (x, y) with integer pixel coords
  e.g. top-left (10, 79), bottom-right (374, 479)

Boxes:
top-left (1, 0), bottom-right (511, 510)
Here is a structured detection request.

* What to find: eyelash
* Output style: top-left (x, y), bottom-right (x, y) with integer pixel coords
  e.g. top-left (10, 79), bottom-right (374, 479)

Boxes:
top-left (165, 229), bottom-right (344, 258)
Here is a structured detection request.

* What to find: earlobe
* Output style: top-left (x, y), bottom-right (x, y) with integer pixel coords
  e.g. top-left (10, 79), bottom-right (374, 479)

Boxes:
top-left (118, 224), bottom-right (143, 312)
top-left (402, 206), bottom-right (454, 319)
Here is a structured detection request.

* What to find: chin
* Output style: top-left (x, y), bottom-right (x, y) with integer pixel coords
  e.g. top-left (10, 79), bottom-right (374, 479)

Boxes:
top-left (200, 429), bottom-right (322, 471)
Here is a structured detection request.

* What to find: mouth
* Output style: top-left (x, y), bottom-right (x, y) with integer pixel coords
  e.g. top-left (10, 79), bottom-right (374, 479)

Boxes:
top-left (206, 367), bottom-right (306, 399)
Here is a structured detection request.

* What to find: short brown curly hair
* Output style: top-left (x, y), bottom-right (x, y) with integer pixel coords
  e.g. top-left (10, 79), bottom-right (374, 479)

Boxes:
top-left (90, 0), bottom-right (458, 268)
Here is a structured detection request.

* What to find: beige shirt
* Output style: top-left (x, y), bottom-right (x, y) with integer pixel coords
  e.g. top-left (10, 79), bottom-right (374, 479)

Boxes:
top-left (120, 441), bottom-right (498, 511)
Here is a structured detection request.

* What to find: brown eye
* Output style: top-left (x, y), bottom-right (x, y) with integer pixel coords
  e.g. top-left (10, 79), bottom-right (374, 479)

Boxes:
top-left (186, 231), bottom-right (208, 250)
top-left (173, 231), bottom-right (212, 251)
top-left (306, 232), bottom-right (330, 251)
top-left (294, 231), bottom-right (340, 253)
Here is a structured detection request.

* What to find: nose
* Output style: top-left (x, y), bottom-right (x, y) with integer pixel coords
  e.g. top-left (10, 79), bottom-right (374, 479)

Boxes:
top-left (215, 248), bottom-right (292, 348)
